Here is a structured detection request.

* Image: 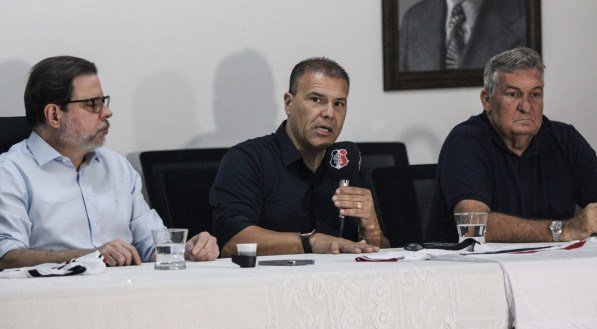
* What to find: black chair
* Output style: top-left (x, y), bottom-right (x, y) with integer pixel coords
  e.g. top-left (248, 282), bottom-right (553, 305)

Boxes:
top-left (139, 148), bottom-right (229, 237)
top-left (356, 142), bottom-right (409, 173)
top-left (372, 164), bottom-right (437, 247)
top-left (0, 116), bottom-right (31, 154)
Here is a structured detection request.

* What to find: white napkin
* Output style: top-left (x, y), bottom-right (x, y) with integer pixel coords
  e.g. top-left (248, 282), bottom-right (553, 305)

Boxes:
top-left (0, 251), bottom-right (106, 279)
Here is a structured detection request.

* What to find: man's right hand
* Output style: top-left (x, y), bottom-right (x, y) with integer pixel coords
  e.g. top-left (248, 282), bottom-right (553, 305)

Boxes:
top-left (564, 203), bottom-right (597, 241)
top-left (98, 240), bottom-right (142, 266)
top-left (310, 233), bottom-right (380, 254)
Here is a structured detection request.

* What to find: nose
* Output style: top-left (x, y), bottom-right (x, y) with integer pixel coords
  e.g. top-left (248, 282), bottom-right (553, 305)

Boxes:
top-left (517, 95), bottom-right (532, 113)
top-left (101, 104), bottom-right (113, 119)
top-left (321, 101), bottom-right (335, 119)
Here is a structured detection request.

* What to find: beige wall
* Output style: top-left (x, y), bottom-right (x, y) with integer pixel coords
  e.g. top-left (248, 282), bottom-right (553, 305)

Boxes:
top-left (1, 1), bottom-right (595, 164)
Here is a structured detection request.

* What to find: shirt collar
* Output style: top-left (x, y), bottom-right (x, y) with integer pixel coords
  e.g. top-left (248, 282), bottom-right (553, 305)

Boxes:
top-left (26, 131), bottom-right (100, 167)
top-left (274, 120), bottom-right (303, 166)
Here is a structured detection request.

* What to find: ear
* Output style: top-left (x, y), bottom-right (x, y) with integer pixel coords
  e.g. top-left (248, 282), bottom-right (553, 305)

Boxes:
top-left (283, 92), bottom-right (293, 116)
top-left (480, 89), bottom-right (492, 113)
top-left (43, 104), bottom-right (63, 129)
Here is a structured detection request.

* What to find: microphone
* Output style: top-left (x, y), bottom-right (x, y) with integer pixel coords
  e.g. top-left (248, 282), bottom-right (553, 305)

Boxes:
top-left (324, 141), bottom-right (362, 237)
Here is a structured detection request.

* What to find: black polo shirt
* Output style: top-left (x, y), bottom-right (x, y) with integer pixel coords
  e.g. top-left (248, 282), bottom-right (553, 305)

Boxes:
top-left (210, 121), bottom-right (382, 248)
top-left (427, 113), bottom-right (597, 242)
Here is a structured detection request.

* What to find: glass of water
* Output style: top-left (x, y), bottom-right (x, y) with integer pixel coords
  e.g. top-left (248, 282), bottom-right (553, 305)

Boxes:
top-left (454, 212), bottom-right (488, 243)
top-left (151, 228), bottom-right (188, 270)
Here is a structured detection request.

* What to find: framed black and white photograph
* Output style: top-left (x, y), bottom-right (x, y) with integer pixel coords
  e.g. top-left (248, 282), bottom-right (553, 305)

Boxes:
top-left (382, 0), bottom-right (542, 90)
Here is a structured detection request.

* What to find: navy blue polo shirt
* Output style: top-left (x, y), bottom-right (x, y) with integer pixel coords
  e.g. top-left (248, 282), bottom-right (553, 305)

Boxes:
top-left (427, 113), bottom-right (597, 242)
top-left (210, 121), bottom-right (382, 248)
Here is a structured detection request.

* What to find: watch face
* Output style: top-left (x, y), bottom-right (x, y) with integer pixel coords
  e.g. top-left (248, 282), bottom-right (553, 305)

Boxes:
top-left (550, 221), bottom-right (563, 232)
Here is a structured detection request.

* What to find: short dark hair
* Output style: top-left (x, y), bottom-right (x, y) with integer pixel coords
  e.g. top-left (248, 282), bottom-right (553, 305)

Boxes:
top-left (288, 57), bottom-right (350, 95)
top-left (483, 47), bottom-right (545, 96)
top-left (24, 56), bottom-right (98, 127)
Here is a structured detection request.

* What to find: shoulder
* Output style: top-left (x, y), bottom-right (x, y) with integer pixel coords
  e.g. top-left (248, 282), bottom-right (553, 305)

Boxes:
top-left (0, 140), bottom-right (32, 172)
top-left (542, 117), bottom-right (595, 154)
top-left (227, 133), bottom-right (278, 162)
top-left (0, 141), bottom-right (31, 187)
top-left (404, 0), bottom-right (444, 17)
top-left (444, 114), bottom-right (491, 146)
top-left (543, 117), bottom-right (582, 141)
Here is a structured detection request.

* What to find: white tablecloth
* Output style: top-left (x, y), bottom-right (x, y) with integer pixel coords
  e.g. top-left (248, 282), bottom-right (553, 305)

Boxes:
top-left (0, 251), bottom-right (510, 329)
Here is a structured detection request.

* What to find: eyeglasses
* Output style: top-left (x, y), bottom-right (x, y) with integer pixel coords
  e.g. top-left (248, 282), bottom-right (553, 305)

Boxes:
top-left (64, 95), bottom-right (110, 113)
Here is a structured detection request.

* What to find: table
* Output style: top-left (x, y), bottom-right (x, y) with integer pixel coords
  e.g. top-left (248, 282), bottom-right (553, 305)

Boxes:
top-left (0, 250), bottom-right (510, 329)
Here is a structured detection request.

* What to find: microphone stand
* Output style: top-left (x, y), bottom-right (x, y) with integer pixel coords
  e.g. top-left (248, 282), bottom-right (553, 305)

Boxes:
top-left (338, 179), bottom-right (349, 237)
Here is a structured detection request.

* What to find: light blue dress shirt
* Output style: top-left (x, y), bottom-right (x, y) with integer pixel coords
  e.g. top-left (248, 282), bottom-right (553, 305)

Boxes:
top-left (0, 132), bottom-right (166, 262)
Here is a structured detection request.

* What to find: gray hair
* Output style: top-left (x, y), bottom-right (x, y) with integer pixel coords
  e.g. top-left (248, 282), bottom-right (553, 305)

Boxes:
top-left (483, 47), bottom-right (545, 96)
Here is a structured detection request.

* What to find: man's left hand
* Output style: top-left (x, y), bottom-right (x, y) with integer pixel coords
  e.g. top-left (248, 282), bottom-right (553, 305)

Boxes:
top-left (185, 232), bottom-right (219, 261)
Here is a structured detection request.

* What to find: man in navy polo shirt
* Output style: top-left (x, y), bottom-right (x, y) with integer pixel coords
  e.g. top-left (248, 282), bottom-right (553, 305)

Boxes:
top-left (211, 57), bottom-right (390, 257)
top-left (428, 47), bottom-right (597, 243)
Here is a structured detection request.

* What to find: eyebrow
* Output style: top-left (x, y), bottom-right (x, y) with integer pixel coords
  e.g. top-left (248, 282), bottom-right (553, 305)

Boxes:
top-left (504, 85), bottom-right (543, 91)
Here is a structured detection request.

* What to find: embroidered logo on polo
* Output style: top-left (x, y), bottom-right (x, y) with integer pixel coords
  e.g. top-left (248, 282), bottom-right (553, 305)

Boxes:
top-left (329, 148), bottom-right (349, 169)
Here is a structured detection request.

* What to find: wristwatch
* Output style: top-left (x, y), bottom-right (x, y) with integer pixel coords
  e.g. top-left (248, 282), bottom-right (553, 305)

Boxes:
top-left (300, 232), bottom-right (313, 253)
top-left (549, 220), bottom-right (563, 242)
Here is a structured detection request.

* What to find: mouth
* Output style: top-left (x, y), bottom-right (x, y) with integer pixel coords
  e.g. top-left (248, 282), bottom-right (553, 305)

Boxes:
top-left (315, 124), bottom-right (333, 135)
top-left (514, 118), bottom-right (534, 124)
top-left (98, 121), bottom-right (110, 132)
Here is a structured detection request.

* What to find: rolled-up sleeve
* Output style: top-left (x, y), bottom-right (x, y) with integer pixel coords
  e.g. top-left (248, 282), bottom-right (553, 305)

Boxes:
top-left (210, 148), bottom-right (264, 249)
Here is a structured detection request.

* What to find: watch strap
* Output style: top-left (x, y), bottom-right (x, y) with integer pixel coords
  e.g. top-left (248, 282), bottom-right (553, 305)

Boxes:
top-left (300, 232), bottom-right (313, 253)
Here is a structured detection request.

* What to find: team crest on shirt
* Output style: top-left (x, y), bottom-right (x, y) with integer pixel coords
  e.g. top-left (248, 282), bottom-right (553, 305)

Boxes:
top-left (330, 148), bottom-right (349, 169)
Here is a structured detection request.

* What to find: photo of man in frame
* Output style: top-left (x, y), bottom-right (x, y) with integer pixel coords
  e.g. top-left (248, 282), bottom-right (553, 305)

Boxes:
top-left (398, 0), bottom-right (527, 72)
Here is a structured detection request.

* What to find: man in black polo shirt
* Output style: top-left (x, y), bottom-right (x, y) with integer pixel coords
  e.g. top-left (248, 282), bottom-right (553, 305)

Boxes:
top-left (211, 57), bottom-right (389, 257)
top-left (427, 47), bottom-right (597, 243)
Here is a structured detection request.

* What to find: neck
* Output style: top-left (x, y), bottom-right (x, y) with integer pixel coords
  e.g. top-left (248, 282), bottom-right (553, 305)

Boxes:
top-left (36, 127), bottom-right (87, 169)
top-left (502, 135), bottom-right (533, 156)
top-left (285, 124), bottom-right (326, 173)
top-left (301, 149), bottom-right (326, 173)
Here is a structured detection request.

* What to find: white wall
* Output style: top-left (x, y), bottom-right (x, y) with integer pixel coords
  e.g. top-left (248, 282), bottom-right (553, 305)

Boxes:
top-left (1, 1), bottom-right (595, 165)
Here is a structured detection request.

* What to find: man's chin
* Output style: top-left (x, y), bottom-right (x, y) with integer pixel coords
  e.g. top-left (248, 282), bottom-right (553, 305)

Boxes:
top-left (512, 123), bottom-right (540, 136)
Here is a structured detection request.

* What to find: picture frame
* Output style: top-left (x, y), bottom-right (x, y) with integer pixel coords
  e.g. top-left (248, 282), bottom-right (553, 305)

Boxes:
top-left (382, 0), bottom-right (542, 90)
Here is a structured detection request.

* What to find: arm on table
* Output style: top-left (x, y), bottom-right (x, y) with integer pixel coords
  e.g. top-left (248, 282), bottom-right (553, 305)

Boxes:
top-left (455, 200), bottom-right (597, 242)
top-left (0, 239), bottom-right (141, 269)
top-left (221, 225), bottom-right (379, 257)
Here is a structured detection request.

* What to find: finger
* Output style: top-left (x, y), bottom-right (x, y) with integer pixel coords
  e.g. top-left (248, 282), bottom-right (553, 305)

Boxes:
top-left (103, 253), bottom-right (117, 267)
top-left (111, 250), bottom-right (126, 266)
top-left (336, 186), bottom-right (369, 196)
top-left (192, 232), bottom-right (210, 255)
top-left (355, 245), bottom-right (377, 253)
top-left (334, 199), bottom-right (364, 209)
top-left (211, 247), bottom-right (220, 260)
top-left (340, 208), bottom-right (368, 218)
top-left (329, 241), bottom-right (340, 254)
top-left (191, 238), bottom-right (212, 260)
top-left (120, 242), bottom-right (142, 265)
top-left (189, 236), bottom-right (217, 261)
top-left (333, 194), bottom-right (367, 203)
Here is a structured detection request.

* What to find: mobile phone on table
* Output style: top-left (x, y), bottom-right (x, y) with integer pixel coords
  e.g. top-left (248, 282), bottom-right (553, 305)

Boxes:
top-left (258, 259), bottom-right (315, 266)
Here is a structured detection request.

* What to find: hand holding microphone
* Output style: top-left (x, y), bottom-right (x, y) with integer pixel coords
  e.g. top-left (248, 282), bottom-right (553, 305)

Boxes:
top-left (325, 142), bottom-right (372, 235)
top-left (325, 142), bottom-right (384, 246)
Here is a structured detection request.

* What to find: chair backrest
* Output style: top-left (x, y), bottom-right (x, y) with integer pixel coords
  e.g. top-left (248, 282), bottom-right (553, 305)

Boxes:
top-left (372, 164), bottom-right (437, 247)
top-left (0, 116), bottom-right (31, 154)
top-left (356, 142), bottom-right (409, 173)
top-left (139, 148), bottom-right (229, 237)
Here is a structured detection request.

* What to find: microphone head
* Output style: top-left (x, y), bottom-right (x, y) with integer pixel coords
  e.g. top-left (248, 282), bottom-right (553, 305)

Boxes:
top-left (325, 141), bottom-right (361, 182)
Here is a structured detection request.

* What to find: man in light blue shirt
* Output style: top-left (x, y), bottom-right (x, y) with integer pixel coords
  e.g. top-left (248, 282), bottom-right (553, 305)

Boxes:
top-left (0, 56), bottom-right (219, 268)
